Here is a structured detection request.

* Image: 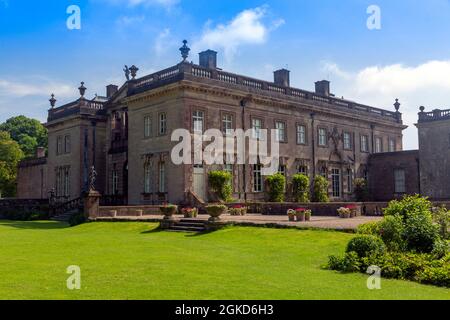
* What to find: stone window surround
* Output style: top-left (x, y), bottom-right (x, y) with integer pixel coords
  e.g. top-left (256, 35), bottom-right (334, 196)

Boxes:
top-left (343, 131), bottom-right (353, 151)
top-left (317, 127), bottom-right (329, 148)
top-left (143, 114), bottom-right (152, 139)
top-left (220, 111), bottom-right (236, 136)
top-left (158, 112), bottom-right (167, 136)
top-left (360, 134), bottom-right (370, 153)
top-left (296, 123), bottom-right (308, 146)
top-left (274, 119), bottom-right (288, 143)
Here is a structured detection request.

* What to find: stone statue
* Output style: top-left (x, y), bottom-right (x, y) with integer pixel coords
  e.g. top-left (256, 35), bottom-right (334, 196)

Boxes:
top-left (88, 166), bottom-right (97, 191)
top-left (123, 65), bottom-right (130, 81)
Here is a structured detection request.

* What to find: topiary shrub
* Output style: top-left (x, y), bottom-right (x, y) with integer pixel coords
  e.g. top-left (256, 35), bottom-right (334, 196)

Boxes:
top-left (346, 235), bottom-right (386, 258)
top-left (292, 174), bottom-right (310, 203)
top-left (354, 178), bottom-right (369, 201)
top-left (312, 175), bottom-right (329, 203)
top-left (208, 171), bottom-right (233, 202)
top-left (265, 173), bottom-right (286, 202)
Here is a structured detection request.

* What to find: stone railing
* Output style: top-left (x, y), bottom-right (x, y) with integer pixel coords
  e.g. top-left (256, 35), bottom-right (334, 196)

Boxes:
top-left (418, 109), bottom-right (450, 123)
top-left (129, 62), bottom-right (400, 123)
top-left (48, 99), bottom-right (106, 122)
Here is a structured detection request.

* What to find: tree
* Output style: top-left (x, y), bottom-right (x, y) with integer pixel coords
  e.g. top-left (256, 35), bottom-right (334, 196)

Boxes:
top-left (0, 116), bottom-right (47, 158)
top-left (265, 173), bottom-right (286, 202)
top-left (0, 131), bottom-right (24, 197)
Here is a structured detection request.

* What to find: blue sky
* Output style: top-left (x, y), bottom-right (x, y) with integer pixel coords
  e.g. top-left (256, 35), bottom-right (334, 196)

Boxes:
top-left (1, 0), bottom-right (450, 149)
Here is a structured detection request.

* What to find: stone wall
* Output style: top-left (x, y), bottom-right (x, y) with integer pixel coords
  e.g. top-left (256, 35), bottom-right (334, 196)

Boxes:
top-left (17, 158), bottom-right (48, 199)
top-left (368, 150), bottom-right (420, 201)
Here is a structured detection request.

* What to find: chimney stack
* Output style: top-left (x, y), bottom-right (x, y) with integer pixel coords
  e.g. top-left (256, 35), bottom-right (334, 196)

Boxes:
top-left (274, 69), bottom-right (290, 87)
top-left (36, 147), bottom-right (46, 159)
top-left (199, 50), bottom-right (218, 69)
top-left (315, 80), bottom-right (330, 96)
top-left (106, 84), bottom-right (119, 98)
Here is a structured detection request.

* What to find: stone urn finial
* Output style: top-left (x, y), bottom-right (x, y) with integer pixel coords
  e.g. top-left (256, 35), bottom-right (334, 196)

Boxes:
top-left (419, 106), bottom-right (425, 113)
top-left (49, 94), bottom-right (56, 108)
top-left (78, 82), bottom-right (86, 98)
top-left (129, 65), bottom-right (139, 80)
top-left (394, 98), bottom-right (401, 112)
top-left (179, 40), bottom-right (190, 62)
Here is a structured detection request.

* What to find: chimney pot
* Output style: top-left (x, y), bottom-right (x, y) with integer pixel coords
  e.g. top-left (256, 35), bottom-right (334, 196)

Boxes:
top-left (36, 147), bottom-right (46, 159)
top-left (199, 50), bottom-right (218, 69)
top-left (106, 84), bottom-right (119, 98)
top-left (274, 69), bottom-right (290, 87)
top-left (315, 80), bottom-right (330, 96)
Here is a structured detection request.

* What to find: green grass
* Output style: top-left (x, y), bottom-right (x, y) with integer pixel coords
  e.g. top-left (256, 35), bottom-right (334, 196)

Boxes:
top-left (0, 220), bottom-right (448, 300)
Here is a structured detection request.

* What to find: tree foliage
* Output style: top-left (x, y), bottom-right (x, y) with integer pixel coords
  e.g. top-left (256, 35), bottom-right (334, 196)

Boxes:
top-left (0, 115), bottom-right (47, 158)
top-left (265, 173), bottom-right (286, 202)
top-left (313, 175), bottom-right (329, 203)
top-left (292, 174), bottom-right (310, 202)
top-left (0, 131), bottom-right (24, 197)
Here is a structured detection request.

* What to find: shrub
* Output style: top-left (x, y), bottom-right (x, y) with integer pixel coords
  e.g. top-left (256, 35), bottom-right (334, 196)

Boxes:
top-left (357, 221), bottom-right (382, 236)
top-left (384, 195), bottom-right (432, 221)
top-left (292, 174), bottom-right (310, 203)
top-left (379, 215), bottom-right (406, 252)
top-left (346, 235), bottom-right (386, 258)
top-left (229, 205), bottom-right (247, 216)
top-left (431, 239), bottom-right (449, 259)
top-left (354, 178), bottom-right (369, 201)
top-left (68, 212), bottom-right (86, 227)
top-left (403, 212), bottom-right (439, 253)
top-left (208, 171), bottom-right (233, 202)
top-left (312, 176), bottom-right (329, 203)
top-left (327, 252), bottom-right (361, 273)
top-left (433, 206), bottom-right (450, 240)
top-left (265, 173), bottom-right (286, 202)
top-left (416, 265), bottom-right (450, 287)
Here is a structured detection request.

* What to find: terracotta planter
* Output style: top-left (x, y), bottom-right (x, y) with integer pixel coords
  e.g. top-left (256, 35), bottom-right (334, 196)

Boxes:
top-left (296, 213), bottom-right (306, 222)
top-left (288, 215), bottom-right (296, 222)
top-left (350, 210), bottom-right (356, 218)
top-left (160, 205), bottom-right (178, 219)
top-left (344, 212), bottom-right (351, 219)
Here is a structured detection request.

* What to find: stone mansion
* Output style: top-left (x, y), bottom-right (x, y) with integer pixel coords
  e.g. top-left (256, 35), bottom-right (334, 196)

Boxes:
top-left (16, 41), bottom-right (450, 205)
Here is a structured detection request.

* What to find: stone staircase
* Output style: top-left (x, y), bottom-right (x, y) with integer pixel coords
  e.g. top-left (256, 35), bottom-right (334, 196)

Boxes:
top-left (167, 219), bottom-right (207, 233)
top-left (51, 209), bottom-right (78, 222)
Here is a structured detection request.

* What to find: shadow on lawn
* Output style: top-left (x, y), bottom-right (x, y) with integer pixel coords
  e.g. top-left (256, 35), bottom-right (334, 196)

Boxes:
top-left (0, 220), bottom-right (69, 230)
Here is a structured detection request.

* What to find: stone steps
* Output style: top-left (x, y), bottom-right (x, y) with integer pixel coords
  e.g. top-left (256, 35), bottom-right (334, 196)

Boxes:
top-left (168, 219), bottom-right (207, 233)
top-left (51, 210), bottom-right (78, 222)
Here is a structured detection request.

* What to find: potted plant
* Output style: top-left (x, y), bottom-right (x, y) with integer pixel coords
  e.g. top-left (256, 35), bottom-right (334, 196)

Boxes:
top-left (206, 204), bottom-right (228, 222)
top-left (160, 204), bottom-right (178, 219)
top-left (181, 207), bottom-right (198, 218)
top-left (295, 208), bottom-right (306, 222)
top-left (337, 207), bottom-right (351, 219)
top-left (345, 204), bottom-right (357, 218)
top-left (305, 209), bottom-right (312, 221)
top-left (287, 209), bottom-right (296, 222)
top-left (229, 204), bottom-right (247, 216)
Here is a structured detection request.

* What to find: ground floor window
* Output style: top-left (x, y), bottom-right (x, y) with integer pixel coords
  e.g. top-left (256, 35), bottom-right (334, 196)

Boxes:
top-left (332, 169), bottom-right (341, 198)
top-left (159, 162), bottom-right (166, 193)
top-left (144, 163), bottom-right (151, 194)
top-left (298, 165), bottom-right (308, 175)
top-left (112, 168), bottom-right (119, 195)
top-left (56, 167), bottom-right (70, 198)
top-left (347, 169), bottom-right (353, 193)
top-left (253, 164), bottom-right (263, 192)
top-left (394, 169), bottom-right (406, 193)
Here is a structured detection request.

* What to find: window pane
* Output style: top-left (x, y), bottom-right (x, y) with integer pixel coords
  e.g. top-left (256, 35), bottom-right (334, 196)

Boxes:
top-left (297, 125), bottom-right (306, 144)
top-left (332, 169), bottom-right (340, 198)
top-left (394, 169), bottom-right (406, 193)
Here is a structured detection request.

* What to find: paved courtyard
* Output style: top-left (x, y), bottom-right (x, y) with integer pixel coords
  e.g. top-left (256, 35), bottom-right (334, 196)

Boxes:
top-left (94, 214), bottom-right (382, 231)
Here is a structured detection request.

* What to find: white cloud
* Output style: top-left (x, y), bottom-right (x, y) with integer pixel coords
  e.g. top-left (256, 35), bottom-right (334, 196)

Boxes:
top-left (0, 78), bottom-right (73, 98)
top-left (153, 28), bottom-right (174, 56)
top-left (115, 15), bottom-right (145, 27)
top-left (322, 60), bottom-right (450, 150)
top-left (193, 6), bottom-right (283, 63)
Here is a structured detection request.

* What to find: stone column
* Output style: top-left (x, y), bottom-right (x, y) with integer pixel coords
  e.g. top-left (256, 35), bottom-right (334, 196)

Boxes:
top-left (83, 190), bottom-right (101, 219)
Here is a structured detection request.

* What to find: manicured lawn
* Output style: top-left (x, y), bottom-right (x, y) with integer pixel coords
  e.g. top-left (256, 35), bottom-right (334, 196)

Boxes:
top-left (0, 220), bottom-right (448, 300)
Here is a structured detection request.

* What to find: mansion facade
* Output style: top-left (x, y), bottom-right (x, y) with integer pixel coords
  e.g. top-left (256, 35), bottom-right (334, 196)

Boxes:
top-left (17, 41), bottom-right (415, 205)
